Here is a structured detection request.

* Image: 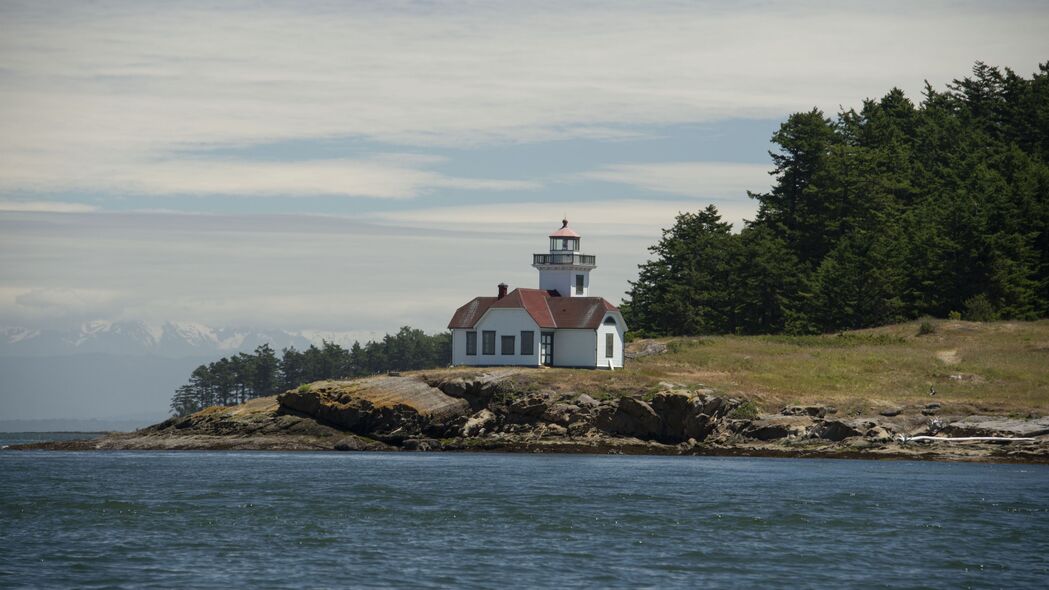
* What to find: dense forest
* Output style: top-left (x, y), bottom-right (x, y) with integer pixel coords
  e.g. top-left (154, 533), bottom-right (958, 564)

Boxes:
top-left (170, 327), bottom-right (450, 416)
top-left (623, 62), bottom-right (1049, 336)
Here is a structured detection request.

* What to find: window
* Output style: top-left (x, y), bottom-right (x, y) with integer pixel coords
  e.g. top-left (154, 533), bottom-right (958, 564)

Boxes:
top-left (603, 316), bottom-right (617, 325)
top-left (501, 335), bottom-right (515, 355)
top-left (520, 331), bottom-right (534, 355)
top-left (575, 274), bottom-right (584, 295)
top-left (466, 331), bottom-right (477, 356)
top-left (605, 333), bottom-right (614, 358)
top-left (482, 331), bottom-right (496, 355)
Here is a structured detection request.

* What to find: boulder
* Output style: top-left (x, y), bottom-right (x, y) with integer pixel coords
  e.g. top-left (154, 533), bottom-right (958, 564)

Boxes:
top-left (541, 423), bottom-right (568, 438)
top-left (879, 407), bottom-right (903, 417)
top-left (865, 426), bottom-right (894, 443)
top-left (277, 376), bottom-right (470, 437)
top-left (461, 409), bottom-right (496, 437)
top-left (942, 416), bottom-right (1049, 438)
top-left (813, 420), bottom-right (863, 442)
top-left (507, 395), bottom-right (551, 424)
top-left (432, 372), bottom-right (516, 410)
top-left (607, 397), bottom-right (662, 438)
top-left (743, 415), bottom-right (815, 440)
top-left (781, 405), bottom-right (830, 418)
top-left (626, 341), bottom-right (667, 359)
top-left (683, 413), bottom-right (716, 441)
top-left (402, 438), bottom-right (442, 451)
top-left (542, 403), bottom-right (581, 426)
top-left (567, 421), bottom-right (593, 437)
top-left (696, 395), bottom-right (734, 418)
top-left (333, 437), bottom-right (367, 451)
top-left (576, 394), bottom-right (600, 409)
top-left (844, 437), bottom-right (876, 449)
top-left (650, 391), bottom-right (694, 438)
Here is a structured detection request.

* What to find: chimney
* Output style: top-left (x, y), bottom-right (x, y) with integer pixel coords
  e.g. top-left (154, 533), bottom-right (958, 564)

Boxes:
top-left (497, 283), bottom-right (508, 299)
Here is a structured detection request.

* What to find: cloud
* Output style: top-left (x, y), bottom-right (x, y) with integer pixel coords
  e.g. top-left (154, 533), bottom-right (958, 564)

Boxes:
top-left (580, 161), bottom-right (772, 198)
top-left (0, 201), bottom-right (97, 213)
top-left (12, 287), bottom-right (125, 314)
top-left (0, 207), bottom-right (688, 331)
top-left (2, 156), bottom-right (537, 198)
top-left (372, 198), bottom-right (758, 236)
top-left (1, 1), bottom-right (1046, 196)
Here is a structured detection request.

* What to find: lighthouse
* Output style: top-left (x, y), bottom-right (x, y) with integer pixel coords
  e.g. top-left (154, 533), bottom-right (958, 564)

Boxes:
top-left (447, 218), bottom-right (627, 369)
top-left (531, 219), bottom-right (596, 297)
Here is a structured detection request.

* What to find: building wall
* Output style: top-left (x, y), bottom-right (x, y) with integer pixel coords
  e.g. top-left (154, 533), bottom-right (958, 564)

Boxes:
top-left (537, 268), bottom-right (590, 297)
top-left (595, 312), bottom-right (627, 368)
top-left (552, 329), bottom-right (597, 367)
top-left (451, 308), bottom-right (541, 367)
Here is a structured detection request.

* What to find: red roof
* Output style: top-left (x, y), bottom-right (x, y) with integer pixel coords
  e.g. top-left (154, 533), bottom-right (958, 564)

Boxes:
top-left (550, 226), bottom-right (580, 238)
top-left (448, 288), bottom-right (618, 330)
top-left (550, 219), bottom-right (581, 238)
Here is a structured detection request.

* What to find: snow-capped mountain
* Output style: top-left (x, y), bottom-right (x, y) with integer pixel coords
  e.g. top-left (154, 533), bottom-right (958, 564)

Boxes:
top-left (0, 320), bottom-right (367, 357)
top-left (0, 321), bottom-right (389, 423)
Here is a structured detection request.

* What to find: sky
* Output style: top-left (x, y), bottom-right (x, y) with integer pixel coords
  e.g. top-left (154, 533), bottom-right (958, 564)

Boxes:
top-left (2, 0), bottom-right (1047, 337)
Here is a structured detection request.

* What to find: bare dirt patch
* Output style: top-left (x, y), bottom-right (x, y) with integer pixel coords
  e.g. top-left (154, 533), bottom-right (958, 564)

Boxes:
top-left (936, 349), bottom-right (961, 365)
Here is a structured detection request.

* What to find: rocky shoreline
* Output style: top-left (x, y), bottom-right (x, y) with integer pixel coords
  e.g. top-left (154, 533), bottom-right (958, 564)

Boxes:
top-left (12, 370), bottom-right (1049, 463)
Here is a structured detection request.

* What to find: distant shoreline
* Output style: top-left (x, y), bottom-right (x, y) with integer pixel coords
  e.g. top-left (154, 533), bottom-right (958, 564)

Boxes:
top-left (10, 435), bottom-right (1049, 465)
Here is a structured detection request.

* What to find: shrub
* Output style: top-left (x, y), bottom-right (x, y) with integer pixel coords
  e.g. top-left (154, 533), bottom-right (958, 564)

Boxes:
top-left (917, 320), bottom-right (936, 336)
top-left (963, 294), bottom-right (997, 322)
top-left (297, 384), bottom-right (311, 393)
top-left (947, 310), bottom-right (962, 320)
top-left (727, 401), bottom-right (760, 420)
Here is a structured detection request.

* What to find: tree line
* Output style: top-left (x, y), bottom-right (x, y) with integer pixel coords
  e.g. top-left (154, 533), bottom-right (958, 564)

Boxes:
top-left (624, 62), bottom-right (1049, 336)
top-left (170, 327), bottom-right (451, 416)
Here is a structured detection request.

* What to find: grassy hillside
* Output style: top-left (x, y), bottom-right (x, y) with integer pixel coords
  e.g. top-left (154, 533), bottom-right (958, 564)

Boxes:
top-left (634, 320), bottom-right (1049, 416)
top-left (428, 320), bottom-right (1049, 416)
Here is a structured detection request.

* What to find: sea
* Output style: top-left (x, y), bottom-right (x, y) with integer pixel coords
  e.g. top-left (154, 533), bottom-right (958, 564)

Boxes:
top-left (1, 436), bottom-right (1048, 589)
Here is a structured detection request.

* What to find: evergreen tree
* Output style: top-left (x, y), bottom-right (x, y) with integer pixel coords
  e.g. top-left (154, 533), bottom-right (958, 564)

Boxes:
top-left (625, 61), bottom-right (1049, 337)
top-left (171, 327), bottom-right (453, 415)
top-left (624, 206), bottom-right (737, 335)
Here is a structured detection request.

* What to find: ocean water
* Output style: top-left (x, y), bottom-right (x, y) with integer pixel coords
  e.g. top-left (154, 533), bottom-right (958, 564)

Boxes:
top-left (1, 448), bottom-right (1047, 589)
top-left (0, 432), bottom-right (104, 448)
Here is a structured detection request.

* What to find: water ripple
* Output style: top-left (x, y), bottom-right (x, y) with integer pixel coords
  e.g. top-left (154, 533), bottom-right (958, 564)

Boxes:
top-left (1, 451), bottom-right (1047, 588)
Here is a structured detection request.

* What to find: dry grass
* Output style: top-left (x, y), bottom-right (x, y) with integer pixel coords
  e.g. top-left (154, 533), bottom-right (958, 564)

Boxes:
top-left (418, 320), bottom-right (1049, 416)
top-left (624, 320), bottom-right (1049, 415)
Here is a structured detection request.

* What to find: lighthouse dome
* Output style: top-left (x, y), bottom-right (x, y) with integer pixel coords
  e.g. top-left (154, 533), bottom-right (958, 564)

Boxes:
top-left (549, 218), bottom-right (581, 238)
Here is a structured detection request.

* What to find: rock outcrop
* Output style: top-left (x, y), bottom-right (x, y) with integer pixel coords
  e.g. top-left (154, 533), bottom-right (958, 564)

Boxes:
top-left (277, 376), bottom-right (471, 440)
top-left (13, 368), bottom-right (1048, 463)
top-left (742, 415), bottom-right (816, 440)
top-left (941, 416), bottom-right (1049, 438)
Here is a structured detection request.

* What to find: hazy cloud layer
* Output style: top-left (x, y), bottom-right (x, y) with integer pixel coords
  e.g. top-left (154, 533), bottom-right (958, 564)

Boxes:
top-left (0, 209), bottom-right (667, 331)
top-left (2, 0), bottom-right (1046, 197)
top-left (1, 0), bottom-right (1046, 337)
top-left (580, 162), bottom-right (772, 198)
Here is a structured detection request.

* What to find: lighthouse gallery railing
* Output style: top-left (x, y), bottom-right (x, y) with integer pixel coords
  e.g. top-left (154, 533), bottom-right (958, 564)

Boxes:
top-left (532, 254), bottom-right (596, 266)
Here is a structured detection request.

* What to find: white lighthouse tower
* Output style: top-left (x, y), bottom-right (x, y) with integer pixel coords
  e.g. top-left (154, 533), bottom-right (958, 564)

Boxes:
top-left (532, 218), bottom-right (596, 297)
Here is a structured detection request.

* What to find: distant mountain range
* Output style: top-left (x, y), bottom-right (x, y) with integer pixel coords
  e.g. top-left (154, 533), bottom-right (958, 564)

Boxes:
top-left (0, 320), bottom-right (384, 425)
top-left (0, 320), bottom-right (370, 358)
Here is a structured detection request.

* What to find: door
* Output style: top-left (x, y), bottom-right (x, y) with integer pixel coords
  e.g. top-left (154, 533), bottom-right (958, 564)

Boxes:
top-left (540, 332), bottom-right (554, 366)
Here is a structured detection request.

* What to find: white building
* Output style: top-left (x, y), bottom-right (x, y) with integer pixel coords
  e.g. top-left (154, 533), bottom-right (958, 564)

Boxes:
top-left (448, 219), bottom-right (627, 369)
